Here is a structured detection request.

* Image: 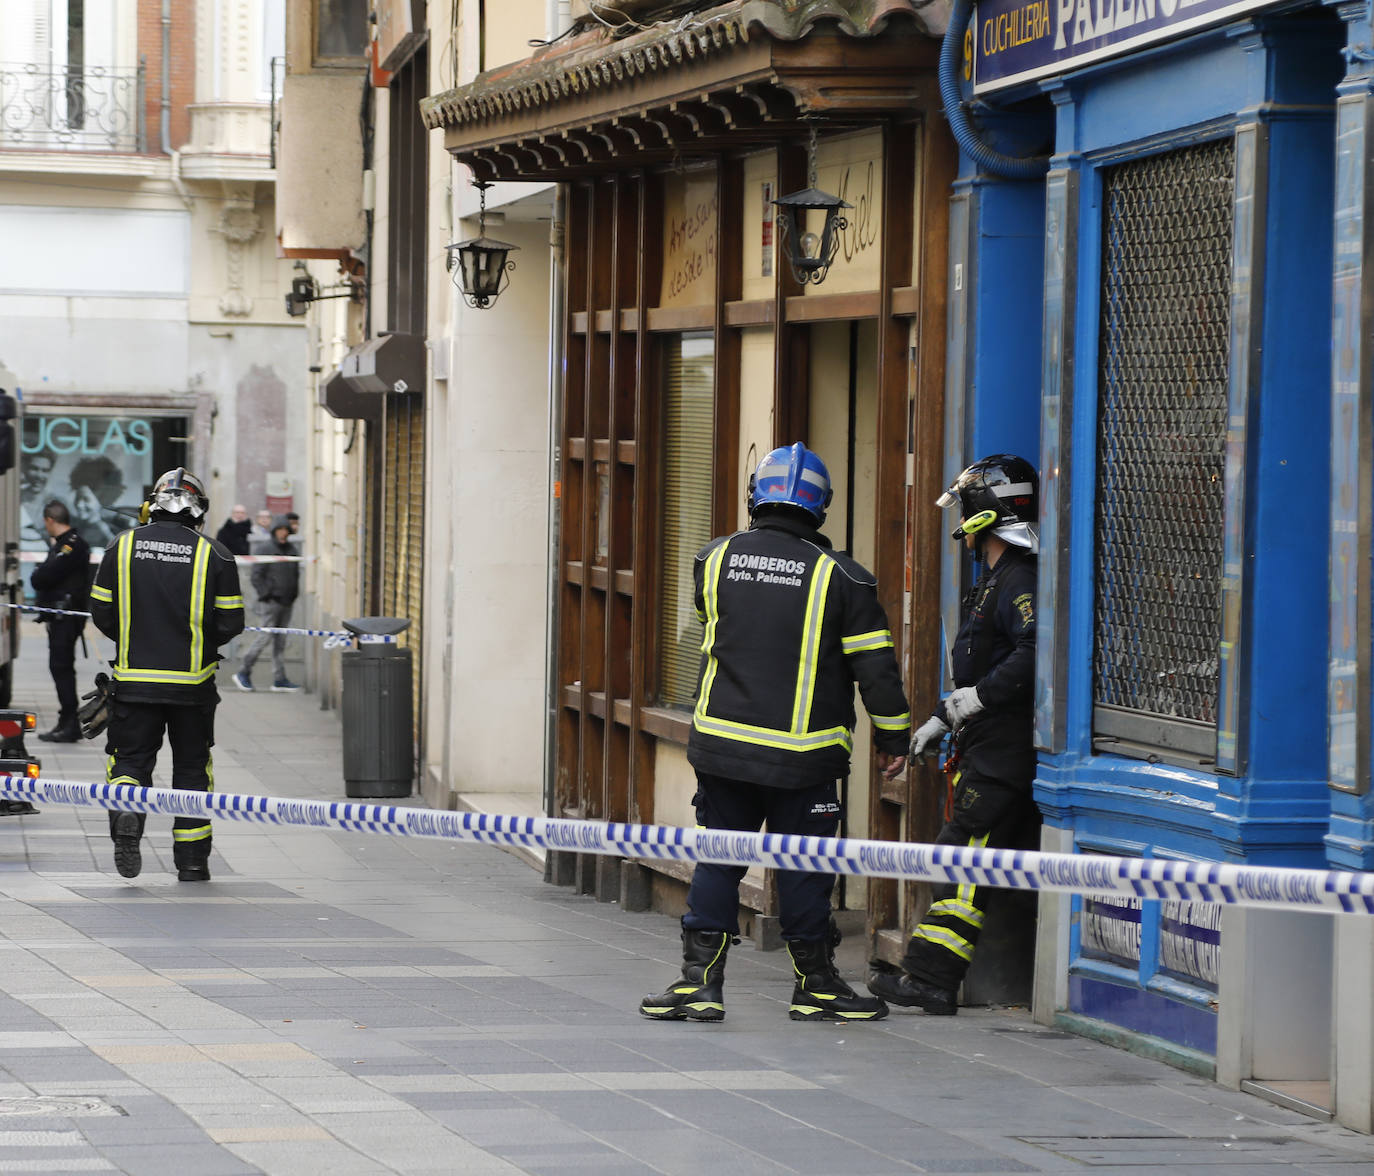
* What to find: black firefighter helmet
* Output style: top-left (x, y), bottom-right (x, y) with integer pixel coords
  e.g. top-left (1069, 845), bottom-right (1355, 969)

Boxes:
top-left (937, 453), bottom-right (1038, 553)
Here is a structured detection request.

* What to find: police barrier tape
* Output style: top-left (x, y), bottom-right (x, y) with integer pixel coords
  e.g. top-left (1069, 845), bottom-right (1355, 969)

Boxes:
top-left (0, 603), bottom-right (395, 646)
top-left (0, 773), bottom-right (1369, 915)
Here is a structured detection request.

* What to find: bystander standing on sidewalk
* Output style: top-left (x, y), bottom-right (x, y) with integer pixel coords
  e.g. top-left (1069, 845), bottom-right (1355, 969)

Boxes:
top-left (215, 504), bottom-right (252, 556)
top-left (248, 508), bottom-right (273, 548)
top-left (234, 516), bottom-right (302, 693)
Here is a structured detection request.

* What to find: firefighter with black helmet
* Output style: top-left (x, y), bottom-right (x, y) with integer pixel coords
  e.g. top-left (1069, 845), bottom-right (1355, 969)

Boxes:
top-left (640, 443), bottom-right (910, 1024)
top-left (88, 468), bottom-right (245, 881)
top-left (868, 453), bottom-right (1040, 1015)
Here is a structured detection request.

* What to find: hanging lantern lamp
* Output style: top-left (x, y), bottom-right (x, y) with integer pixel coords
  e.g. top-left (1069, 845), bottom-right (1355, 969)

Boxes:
top-left (772, 122), bottom-right (851, 288)
top-left (445, 181), bottom-right (519, 310)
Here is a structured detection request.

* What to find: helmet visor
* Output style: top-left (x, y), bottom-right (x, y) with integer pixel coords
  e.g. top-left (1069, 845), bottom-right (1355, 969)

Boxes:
top-left (153, 487), bottom-right (204, 517)
top-left (936, 488), bottom-right (960, 510)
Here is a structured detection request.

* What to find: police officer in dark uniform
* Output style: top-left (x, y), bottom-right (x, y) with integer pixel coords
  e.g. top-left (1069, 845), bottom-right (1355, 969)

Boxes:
top-left (869, 454), bottom-right (1039, 1015)
top-left (640, 443), bottom-right (910, 1023)
top-left (88, 469), bottom-right (244, 881)
top-left (32, 500), bottom-right (91, 743)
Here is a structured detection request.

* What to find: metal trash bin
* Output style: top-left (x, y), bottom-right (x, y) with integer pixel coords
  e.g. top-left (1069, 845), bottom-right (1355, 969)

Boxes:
top-left (340, 617), bottom-right (413, 798)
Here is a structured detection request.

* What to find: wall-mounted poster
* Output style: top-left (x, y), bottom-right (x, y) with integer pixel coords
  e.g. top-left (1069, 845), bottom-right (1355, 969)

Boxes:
top-left (20, 412), bottom-right (189, 558)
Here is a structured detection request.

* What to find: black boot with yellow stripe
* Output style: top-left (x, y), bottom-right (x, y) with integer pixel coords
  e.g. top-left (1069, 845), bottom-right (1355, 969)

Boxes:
top-left (639, 929), bottom-right (730, 1022)
top-left (787, 938), bottom-right (888, 1022)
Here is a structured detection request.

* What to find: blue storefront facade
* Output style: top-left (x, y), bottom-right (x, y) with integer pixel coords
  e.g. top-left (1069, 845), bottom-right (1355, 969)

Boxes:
top-left (946, 0), bottom-right (1374, 1130)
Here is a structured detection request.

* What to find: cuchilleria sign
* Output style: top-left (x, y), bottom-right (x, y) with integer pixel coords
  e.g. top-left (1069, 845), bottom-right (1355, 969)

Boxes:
top-left (972, 0), bottom-right (1277, 94)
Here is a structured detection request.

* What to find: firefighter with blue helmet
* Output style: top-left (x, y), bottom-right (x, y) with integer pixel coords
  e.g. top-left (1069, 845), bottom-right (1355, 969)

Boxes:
top-left (868, 453), bottom-right (1040, 1015)
top-left (88, 468), bottom-right (245, 882)
top-left (640, 443), bottom-right (910, 1023)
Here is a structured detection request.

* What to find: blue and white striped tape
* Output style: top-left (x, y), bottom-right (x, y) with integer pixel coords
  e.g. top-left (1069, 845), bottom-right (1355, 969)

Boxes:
top-left (0, 774), bottom-right (1368, 914)
top-left (0, 602), bottom-right (394, 645)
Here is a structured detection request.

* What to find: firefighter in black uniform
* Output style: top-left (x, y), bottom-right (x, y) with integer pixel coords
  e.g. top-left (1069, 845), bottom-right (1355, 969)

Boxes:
top-left (88, 469), bottom-right (244, 881)
top-left (31, 500), bottom-right (91, 743)
top-left (869, 454), bottom-right (1039, 1016)
top-left (640, 443), bottom-right (910, 1023)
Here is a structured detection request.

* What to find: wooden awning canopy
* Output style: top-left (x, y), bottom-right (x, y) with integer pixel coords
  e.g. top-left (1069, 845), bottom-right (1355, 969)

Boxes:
top-left (419, 0), bottom-right (945, 182)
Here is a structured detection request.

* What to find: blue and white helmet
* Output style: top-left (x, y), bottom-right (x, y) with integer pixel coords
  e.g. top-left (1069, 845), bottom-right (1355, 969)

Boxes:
top-left (748, 443), bottom-right (833, 523)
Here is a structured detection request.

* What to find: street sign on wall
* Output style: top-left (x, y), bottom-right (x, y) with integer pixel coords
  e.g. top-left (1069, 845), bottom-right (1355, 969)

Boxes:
top-left (972, 0), bottom-right (1278, 94)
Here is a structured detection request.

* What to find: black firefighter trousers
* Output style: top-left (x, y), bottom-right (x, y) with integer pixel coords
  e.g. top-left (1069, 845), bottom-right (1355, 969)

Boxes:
top-left (105, 700), bottom-right (216, 870)
top-left (683, 772), bottom-right (841, 944)
top-left (901, 763), bottom-right (1039, 994)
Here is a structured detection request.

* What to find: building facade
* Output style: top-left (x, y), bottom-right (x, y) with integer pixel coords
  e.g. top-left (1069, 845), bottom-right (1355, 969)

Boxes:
top-left (423, 0), bottom-right (966, 966)
top-left (0, 0), bottom-right (305, 563)
top-left (276, 0), bottom-right (557, 808)
top-left (945, 0), bottom-right (1374, 1132)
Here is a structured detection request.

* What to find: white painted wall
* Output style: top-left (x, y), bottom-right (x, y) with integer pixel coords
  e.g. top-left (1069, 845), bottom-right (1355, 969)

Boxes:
top-left (0, 206), bottom-right (190, 297)
top-left (436, 213), bottom-right (552, 800)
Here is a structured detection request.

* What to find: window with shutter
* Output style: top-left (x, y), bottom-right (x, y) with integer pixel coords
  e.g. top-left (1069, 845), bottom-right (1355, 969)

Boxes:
top-left (657, 332), bottom-right (715, 710)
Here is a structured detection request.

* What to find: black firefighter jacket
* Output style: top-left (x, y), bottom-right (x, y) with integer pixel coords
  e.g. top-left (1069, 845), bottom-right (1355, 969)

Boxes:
top-left (938, 548), bottom-right (1037, 786)
top-left (89, 521), bottom-right (246, 705)
top-left (31, 526), bottom-right (90, 612)
top-left (687, 513), bottom-right (911, 789)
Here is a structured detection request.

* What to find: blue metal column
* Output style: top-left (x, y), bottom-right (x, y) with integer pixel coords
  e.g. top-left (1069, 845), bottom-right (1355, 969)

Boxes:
top-left (939, 165), bottom-right (1046, 681)
top-left (1328, 3), bottom-right (1374, 870)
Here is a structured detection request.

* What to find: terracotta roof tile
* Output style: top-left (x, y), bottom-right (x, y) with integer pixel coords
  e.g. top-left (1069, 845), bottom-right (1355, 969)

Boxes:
top-left (421, 0), bottom-right (939, 131)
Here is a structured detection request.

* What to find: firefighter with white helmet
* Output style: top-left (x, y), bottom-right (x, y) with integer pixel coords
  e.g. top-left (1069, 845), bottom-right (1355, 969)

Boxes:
top-left (640, 443), bottom-right (910, 1024)
top-left (88, 468), bottom-right (245, 881)
top-left (869, 453), bottom-right (1040, 1015)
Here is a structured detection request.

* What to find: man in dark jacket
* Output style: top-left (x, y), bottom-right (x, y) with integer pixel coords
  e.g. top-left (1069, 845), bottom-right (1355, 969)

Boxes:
top-left (31, 500), bottom-right (91, 742)
top-left (869, 454), bottom-right (1040, 1016)
top-left (88, 468), bottom-right (244, 881)
top-left (640, 443), bottom-right (910, 1024)
top-left (232, 516), bottom-right (300, 692)
top-left (214, 504), bottom-right (251, 556)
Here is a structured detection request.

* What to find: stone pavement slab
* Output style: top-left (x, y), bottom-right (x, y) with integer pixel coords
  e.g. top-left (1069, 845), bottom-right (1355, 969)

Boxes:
top-left (0, 632), bottom-right (1369, 1173)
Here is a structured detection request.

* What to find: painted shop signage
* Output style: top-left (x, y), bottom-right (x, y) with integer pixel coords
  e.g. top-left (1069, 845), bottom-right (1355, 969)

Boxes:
top-left (972, 0), bottom-right (1278, 94)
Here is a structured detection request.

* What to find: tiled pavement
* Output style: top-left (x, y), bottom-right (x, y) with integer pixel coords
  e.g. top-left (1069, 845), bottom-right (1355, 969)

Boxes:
top-left (0, 625), bottom-right (1371, 1174)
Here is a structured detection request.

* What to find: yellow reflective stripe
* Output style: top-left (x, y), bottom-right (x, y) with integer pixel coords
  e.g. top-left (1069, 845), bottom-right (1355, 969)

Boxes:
top-left (173, 826), bottom-right (211, 842)
top-left (842, 629), bottom-right (893, 654)
top-left (105, 756), bottom-right (141, 788)
top-left (790, 557), bottom-right (834, 734)
top-left (911, 925), bottom-right (975, 961)
top-left (89, 584), bottom-right (113, 602)
top-left (115, 530), bottom-right (134, 673)
top-left (189, 540), bottom-right (210, 674)
top-left (113, 665), bottom-right (217, 685)
top-left (871, 712), bottom-right (911, 731)
top-left (214, 595), bottom-right (243, 609)
top-left (692, 711), bottom-right (853, 753)
top-left (694, 542), bottom-right (730, 719)
top-left (957, 832), bottom-right (991, 905)
top-left (928, 898), bottom-right (985, 930)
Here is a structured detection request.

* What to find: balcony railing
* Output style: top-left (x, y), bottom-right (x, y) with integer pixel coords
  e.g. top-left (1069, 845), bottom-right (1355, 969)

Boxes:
top-left (0, 60), bottom-right (146, 153)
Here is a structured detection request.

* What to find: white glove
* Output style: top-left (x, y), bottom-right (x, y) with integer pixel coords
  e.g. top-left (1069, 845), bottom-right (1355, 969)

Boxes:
top-left (944, 686), bottom-right (985, 729)
top-left (908, 715), bottom-right (950, 764)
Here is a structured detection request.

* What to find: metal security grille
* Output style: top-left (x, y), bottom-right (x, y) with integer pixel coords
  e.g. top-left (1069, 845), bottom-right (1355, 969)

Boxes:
top-left (1094, 139), bottom-right (1234, 757)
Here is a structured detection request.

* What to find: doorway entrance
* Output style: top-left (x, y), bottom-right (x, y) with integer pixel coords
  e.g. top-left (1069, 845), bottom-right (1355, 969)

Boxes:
top-left (807, 318), bottom-right (879, 910)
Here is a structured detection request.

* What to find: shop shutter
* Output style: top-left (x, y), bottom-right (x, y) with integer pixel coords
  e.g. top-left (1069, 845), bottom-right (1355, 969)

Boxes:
top-left (380, 392), bottom-right (424, 739)
top-left (658, 332), bottom-right (715, 709)
top-left (1093, 138), bottom-right (1234, 759)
